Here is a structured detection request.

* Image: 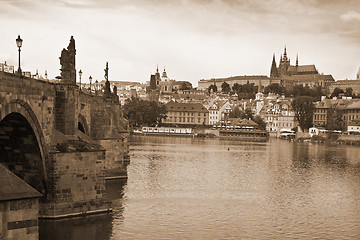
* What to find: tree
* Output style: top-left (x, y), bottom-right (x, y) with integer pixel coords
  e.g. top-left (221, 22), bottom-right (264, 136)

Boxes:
top-left (330, 87), bottom-right (344, 99)
top-left (221, 82), bottom-right (231, 93)
top-left (290, 85), bottom-right (322, 100)
top-left (264, 83), bottom-right (286, 95)
top-left (232, 83), bottom-right (241, 92)
top-left (292, 96), bottom-right (315, 131)
top-left (233, 83), bottom-right (257, 99)
top-left (327, 107), bottom-right (345, 131)
top-left (345, 87), bottom-right (354, 97)
top-left (242, 108), bottom-right (253, 120)
top-left (229, 107), bottom-right (242, 118)
top-left (208, 84), bottom-right (217, 93)
top-left (123, 97), bottom-right (167, 127)
top-left (253, 115), bottom-right (266, 130)
top-left (179, 82), bottom-right (191, 91)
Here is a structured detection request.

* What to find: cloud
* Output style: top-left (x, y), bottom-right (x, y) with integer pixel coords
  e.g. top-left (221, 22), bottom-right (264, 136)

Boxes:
top-left (340, 11), bottom-right (360, 22)
top-left (1, 0), bottom-right (360, 84)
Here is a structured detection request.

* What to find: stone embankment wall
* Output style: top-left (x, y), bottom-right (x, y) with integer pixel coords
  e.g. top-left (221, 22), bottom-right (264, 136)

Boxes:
top-left (99, 135), bottom-right (130, 179)
top-left (0, 198), bottom-right (39, 240)
top-left (41, 149), bottom-right (111, 218)
top-left (336, 135), bottom-right (360, 145)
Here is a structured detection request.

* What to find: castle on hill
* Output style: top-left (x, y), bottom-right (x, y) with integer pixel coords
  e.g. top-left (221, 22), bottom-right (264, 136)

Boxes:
top-left (270, 47), bottom-right (318, 78)
top-left (270, 47), bottom-right (334, 92)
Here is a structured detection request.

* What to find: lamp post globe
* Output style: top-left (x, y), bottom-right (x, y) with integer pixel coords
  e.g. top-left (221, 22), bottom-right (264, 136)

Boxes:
top-left (16, 35), bottom-right (23, 75)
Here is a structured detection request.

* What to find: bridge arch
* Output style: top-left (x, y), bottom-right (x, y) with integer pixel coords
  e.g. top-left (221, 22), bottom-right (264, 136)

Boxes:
top-left (78, 114), bottom-right (89, 135)
top-left (0, 99), bottom-right (48, 194)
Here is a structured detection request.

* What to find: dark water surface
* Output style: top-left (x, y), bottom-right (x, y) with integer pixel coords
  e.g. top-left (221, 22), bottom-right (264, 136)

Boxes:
top-left (40, 136), bottom-right (360, 239)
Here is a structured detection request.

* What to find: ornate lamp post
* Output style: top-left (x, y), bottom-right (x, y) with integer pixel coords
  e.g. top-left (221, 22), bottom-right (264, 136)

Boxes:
top-left (78, 69), bottom-right (82, 90)
top-left (89, 75), bottom-right (92, 93)
top-left (16, 35), bottom-right (23, 75)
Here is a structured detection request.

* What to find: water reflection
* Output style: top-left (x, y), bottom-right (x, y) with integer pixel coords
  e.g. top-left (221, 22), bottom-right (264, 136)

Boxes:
top-left (40, 137), bottom-right (360, 239)
top-left (39, 213), bottom-right (113, 240)
top-left (39, 179), bottom-right (126, 240)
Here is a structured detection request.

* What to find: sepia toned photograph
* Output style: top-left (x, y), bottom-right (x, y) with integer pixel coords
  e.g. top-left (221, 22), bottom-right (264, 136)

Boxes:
top-left (0, 0), bottom-right (360, 239)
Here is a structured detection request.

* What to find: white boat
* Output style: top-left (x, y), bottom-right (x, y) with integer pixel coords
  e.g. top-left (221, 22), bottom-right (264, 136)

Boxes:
top-left (141, 127), bottom-right (193, 136)
top-left (279, 129), bottom-right (296, 140)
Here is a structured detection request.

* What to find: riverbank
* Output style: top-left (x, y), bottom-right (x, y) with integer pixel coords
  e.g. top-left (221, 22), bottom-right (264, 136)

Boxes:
top-left (296, 132), bottom-right (360, 145)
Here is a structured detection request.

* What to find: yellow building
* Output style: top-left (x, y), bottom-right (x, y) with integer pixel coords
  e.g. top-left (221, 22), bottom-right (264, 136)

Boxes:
top-left (164, 101), bottom-right (209, 126)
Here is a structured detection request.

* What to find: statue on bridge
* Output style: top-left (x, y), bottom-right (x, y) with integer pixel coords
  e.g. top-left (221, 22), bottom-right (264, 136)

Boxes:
top-left (59, 36), bottom-right (76, 85)
top-left (104, 62), bottom-right (111, 95)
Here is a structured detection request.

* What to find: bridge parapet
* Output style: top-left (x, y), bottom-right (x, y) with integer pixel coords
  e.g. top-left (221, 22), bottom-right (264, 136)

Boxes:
top-left (0, 71), bottom-right (56, 148)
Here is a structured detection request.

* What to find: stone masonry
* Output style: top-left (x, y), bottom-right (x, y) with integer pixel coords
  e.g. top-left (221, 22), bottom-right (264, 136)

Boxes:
top-left (0, 36), bottom-right (129, 219)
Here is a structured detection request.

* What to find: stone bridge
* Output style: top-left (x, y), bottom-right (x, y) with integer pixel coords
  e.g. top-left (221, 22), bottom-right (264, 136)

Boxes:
top-left (0, 37), bottom-right (129, 218)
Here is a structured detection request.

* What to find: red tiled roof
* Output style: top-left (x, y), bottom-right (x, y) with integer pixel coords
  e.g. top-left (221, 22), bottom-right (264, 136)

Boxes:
top-left (287, 65), bottom-right (317, 73)
top-left (199, 75), bottom-right (269, 83)
top-left (281, 74), bottom-right (334, 82)
top-left (345, 101), bottom-right (360, 109)
top-left (165, 101), bottom-right (208, 112)
top-left (227, 118), bottom-right (259, 127)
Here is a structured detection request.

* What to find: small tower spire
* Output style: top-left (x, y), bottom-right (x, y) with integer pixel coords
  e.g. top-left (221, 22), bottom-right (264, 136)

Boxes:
top-left (296, 54), bottom-right (299, 67)
top-left (162, 66), bottom-right (167, 79)
top-left (283, 47), bottom-right (287, 61)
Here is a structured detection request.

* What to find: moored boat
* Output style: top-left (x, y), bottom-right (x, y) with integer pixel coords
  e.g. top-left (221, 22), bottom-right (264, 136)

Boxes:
top-left (219, 129), bottom-right (269, 142)
top-left (279, 128), bottom-right (296, 140)
top-left (141, 127), bottom-right (194, 136)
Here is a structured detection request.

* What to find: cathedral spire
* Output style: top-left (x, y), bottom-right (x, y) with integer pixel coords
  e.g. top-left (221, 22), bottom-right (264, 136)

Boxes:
top-left (283, 47), bottom-right (287, 61)
top-left (270, 53), bottom-right (278, 78)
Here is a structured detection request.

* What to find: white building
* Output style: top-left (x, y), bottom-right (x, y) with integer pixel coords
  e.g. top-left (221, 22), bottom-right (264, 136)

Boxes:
top-left (207, 100), bottom-right (231, 125)
top-left (348, 119), bottom-right (360, 134)
top-left (0, 61), bottom-right (14, 73)
top-left (259, 97), bottom-right (297, 136)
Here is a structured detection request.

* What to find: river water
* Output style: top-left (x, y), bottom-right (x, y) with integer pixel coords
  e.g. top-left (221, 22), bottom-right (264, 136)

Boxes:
top-left (40, 136), bottom-right (360, 239)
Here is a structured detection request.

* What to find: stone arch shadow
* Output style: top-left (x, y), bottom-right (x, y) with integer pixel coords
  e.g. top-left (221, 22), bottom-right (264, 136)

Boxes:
top-left (0, 99), bottom-right (48, 194)
top-left (78, 114), bottom-right (89, 135)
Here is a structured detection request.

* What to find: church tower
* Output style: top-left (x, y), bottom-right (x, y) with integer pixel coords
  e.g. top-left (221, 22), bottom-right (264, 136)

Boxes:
top-left (161, 67), bottom-right (168, 81)
top-left (155, 65), bottom-right (161, 86)
top-left (278, 47), bottom-right (290, 76)
top-left (270, 54), bottom-right (278, 78)
top-left (357, 66), bottom-right (360, 80)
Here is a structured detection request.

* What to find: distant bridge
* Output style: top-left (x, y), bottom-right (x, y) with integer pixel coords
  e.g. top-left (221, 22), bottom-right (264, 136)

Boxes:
top-left (0, 37), bottom-right (129, 218)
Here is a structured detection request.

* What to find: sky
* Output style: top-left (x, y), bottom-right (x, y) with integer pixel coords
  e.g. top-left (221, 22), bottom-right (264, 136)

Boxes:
top-left (1, 0), bottom-right (360, 87)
